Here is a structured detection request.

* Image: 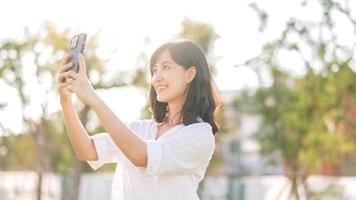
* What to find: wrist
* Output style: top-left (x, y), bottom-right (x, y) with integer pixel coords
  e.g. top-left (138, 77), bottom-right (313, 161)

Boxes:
top-left (60, 98), bottom-right (72, 106)
top-left (88, 91), bottom-right (101, 109)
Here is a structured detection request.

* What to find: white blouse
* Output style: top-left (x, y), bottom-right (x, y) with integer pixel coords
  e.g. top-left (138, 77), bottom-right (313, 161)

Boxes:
top-left (86, 118), bottom-right (215, 200)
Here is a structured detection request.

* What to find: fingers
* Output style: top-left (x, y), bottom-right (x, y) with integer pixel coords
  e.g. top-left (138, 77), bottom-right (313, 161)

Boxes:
top-left (65, 70), bottom-right (78, 80)
top-left (58, 82), bottom-right (73, 93)
top-left (57, 54), bottom-right (81, 93)
top-left (78, 53), bottom-right (86, 75)
top-left (66, 85), bottom-right (74, 93)
top-left (60, 53), bottom-right (71, 65)
top-left (58, 82), bottom-right (66, 89)
top-left (57, 73), bottom-right (66, 83)
top-left (60, 62), bottom-right (73, 73)
top-left (65, 77), bottom-right (75, 85)
top-left (57, 69), bottom-right (77, 83)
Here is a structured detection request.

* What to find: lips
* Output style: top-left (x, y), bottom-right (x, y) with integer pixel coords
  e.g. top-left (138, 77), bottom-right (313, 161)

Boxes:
top-left (156, 85), bottom-right (168, 93)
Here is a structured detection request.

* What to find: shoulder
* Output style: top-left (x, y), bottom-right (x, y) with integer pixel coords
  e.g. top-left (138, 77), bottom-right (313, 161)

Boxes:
top-left (184, 117), bottom-right (213, 136)
top-left (180, 122), bottom-right (215, 145)
top-left (182, 122), bottom-right (213, 135)
top-left (172, 122), bottom-right (216, 157)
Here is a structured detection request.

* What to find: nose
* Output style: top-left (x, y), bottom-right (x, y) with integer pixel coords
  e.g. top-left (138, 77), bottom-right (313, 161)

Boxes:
top-left (151, 71), bottom-right (163, 85)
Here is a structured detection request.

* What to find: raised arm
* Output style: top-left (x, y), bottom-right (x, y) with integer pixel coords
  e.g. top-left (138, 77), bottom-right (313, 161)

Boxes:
top-left (60, 100), bottom-right (98, 161)
top-left (56, 54), bottom-right (97, 161)
top-left (88, 95), bottom-right (148, 167)
top-left (59, 53), bottom-right (147, 166)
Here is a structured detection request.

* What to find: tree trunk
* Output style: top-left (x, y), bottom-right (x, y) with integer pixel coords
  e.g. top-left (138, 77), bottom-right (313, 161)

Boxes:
top-left (290, 177), bottom-right (300, 200)
top-left (34, 123), bottom-right (46, 200)
top-left (33, 119), bottom-right (52, 200)
top-left (68, 160), bottom-right (85, 200)
top-left (302, 179), bottom-right (310, 200)
top-left (36, 172), bottom-right (42, 200)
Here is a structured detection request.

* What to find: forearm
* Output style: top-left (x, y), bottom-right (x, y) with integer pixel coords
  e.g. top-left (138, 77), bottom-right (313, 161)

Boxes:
top-left (60, 100), bottom-right (97, 161)
top-left (89, 94), bottom-right (147, 167)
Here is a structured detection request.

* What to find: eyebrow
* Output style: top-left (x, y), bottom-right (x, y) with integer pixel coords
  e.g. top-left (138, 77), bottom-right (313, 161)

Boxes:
top-left (152, 60), bottom-right (173, 68)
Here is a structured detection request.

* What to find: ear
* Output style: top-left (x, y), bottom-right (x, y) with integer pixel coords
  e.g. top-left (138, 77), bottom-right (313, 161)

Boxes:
top-left (185, 66), bottom-right (197, 84)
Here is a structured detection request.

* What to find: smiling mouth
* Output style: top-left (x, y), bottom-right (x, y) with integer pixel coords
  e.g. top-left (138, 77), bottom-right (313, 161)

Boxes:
top-left (156, 85), bottom-right (168, 93)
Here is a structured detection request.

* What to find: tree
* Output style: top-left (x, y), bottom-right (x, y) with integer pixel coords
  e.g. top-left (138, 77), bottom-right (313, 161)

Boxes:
top-left (233, 0), bottom-right (356, 199)
top-left (0, 22), bottom-right (135, 200)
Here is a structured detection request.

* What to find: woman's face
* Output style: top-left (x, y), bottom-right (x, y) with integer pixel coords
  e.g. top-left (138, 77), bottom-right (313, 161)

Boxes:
top-left (151, 49), bottom-right (195, 104)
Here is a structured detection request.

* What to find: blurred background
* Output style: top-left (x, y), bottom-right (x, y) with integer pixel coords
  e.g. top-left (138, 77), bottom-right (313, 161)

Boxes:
top-left (0, 0), bottom-right (356, 199)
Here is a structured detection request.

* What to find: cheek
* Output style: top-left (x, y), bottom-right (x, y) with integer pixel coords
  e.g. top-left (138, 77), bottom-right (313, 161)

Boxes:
top-left (175, 73), bottom-right (189, 89)
top-left (164, 70), bottom-right (188, 94)
top-left (171, 79), bottom-right (188, 95)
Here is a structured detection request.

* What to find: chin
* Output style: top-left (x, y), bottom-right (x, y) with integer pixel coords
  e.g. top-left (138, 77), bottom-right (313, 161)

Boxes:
top-left (157, 99), bottom-right (168, 103)
top-left (156, 96), bottom-right (168, 103)
top-left (156, 94), bottom-right (174, 103)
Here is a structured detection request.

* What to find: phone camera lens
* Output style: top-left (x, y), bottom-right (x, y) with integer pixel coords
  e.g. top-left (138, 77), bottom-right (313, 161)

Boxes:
top-left (70, 36), bottom-right (79, 49)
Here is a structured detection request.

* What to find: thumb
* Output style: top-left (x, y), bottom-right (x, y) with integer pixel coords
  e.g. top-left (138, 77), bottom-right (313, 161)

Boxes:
top-left (78, 53), bottom-right (87, 75)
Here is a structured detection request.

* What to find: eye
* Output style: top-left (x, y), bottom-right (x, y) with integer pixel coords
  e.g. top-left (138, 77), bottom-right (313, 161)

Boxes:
top-left (163, 65), bottom-right (170, 69)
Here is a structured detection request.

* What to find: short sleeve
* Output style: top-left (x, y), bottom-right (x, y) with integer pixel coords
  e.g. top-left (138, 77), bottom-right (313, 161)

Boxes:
top-left (138, 123), bottom-right (215, 177)
top-left (87, 120), bottom-right (140, 170)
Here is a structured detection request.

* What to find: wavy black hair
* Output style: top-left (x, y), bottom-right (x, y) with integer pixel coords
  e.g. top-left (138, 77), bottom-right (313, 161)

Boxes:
top-left (148, 39), bottom-right (221, 135)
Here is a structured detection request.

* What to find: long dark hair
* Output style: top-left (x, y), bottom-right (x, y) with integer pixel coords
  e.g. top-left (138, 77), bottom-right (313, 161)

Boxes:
top-left (148, 39), bottom-right (221, 135)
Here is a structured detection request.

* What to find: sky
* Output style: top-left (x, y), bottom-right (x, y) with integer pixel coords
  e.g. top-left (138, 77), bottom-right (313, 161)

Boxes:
top-left (0, 0), bottom-right (354, 134)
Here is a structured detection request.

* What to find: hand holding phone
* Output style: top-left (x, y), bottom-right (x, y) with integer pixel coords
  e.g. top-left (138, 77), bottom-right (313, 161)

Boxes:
top-left (66, 33), bottom-right (87, 73)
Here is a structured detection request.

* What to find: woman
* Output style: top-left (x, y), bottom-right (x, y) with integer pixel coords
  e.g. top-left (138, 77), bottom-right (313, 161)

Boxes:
top-left (56, 39), bottom-right (221, 200)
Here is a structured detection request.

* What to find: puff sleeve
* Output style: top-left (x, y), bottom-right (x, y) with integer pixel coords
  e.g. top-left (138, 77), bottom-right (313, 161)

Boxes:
top-left (87, 120), bottom-right (140, 170)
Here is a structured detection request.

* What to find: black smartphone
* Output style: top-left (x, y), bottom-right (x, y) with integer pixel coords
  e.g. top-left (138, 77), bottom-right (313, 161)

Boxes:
top-left (67, 33), bottom-right (87, 73)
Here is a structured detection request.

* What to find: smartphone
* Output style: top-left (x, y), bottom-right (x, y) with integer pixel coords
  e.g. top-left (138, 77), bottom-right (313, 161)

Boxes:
top-left (67, 33), bottom-right (87, 73)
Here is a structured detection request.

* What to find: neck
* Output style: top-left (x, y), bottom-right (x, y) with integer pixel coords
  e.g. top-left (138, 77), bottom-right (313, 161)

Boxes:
top-left (165, 99), bottom-right (185, 127)
top-left (163, 88), bottom-right (189, 127)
